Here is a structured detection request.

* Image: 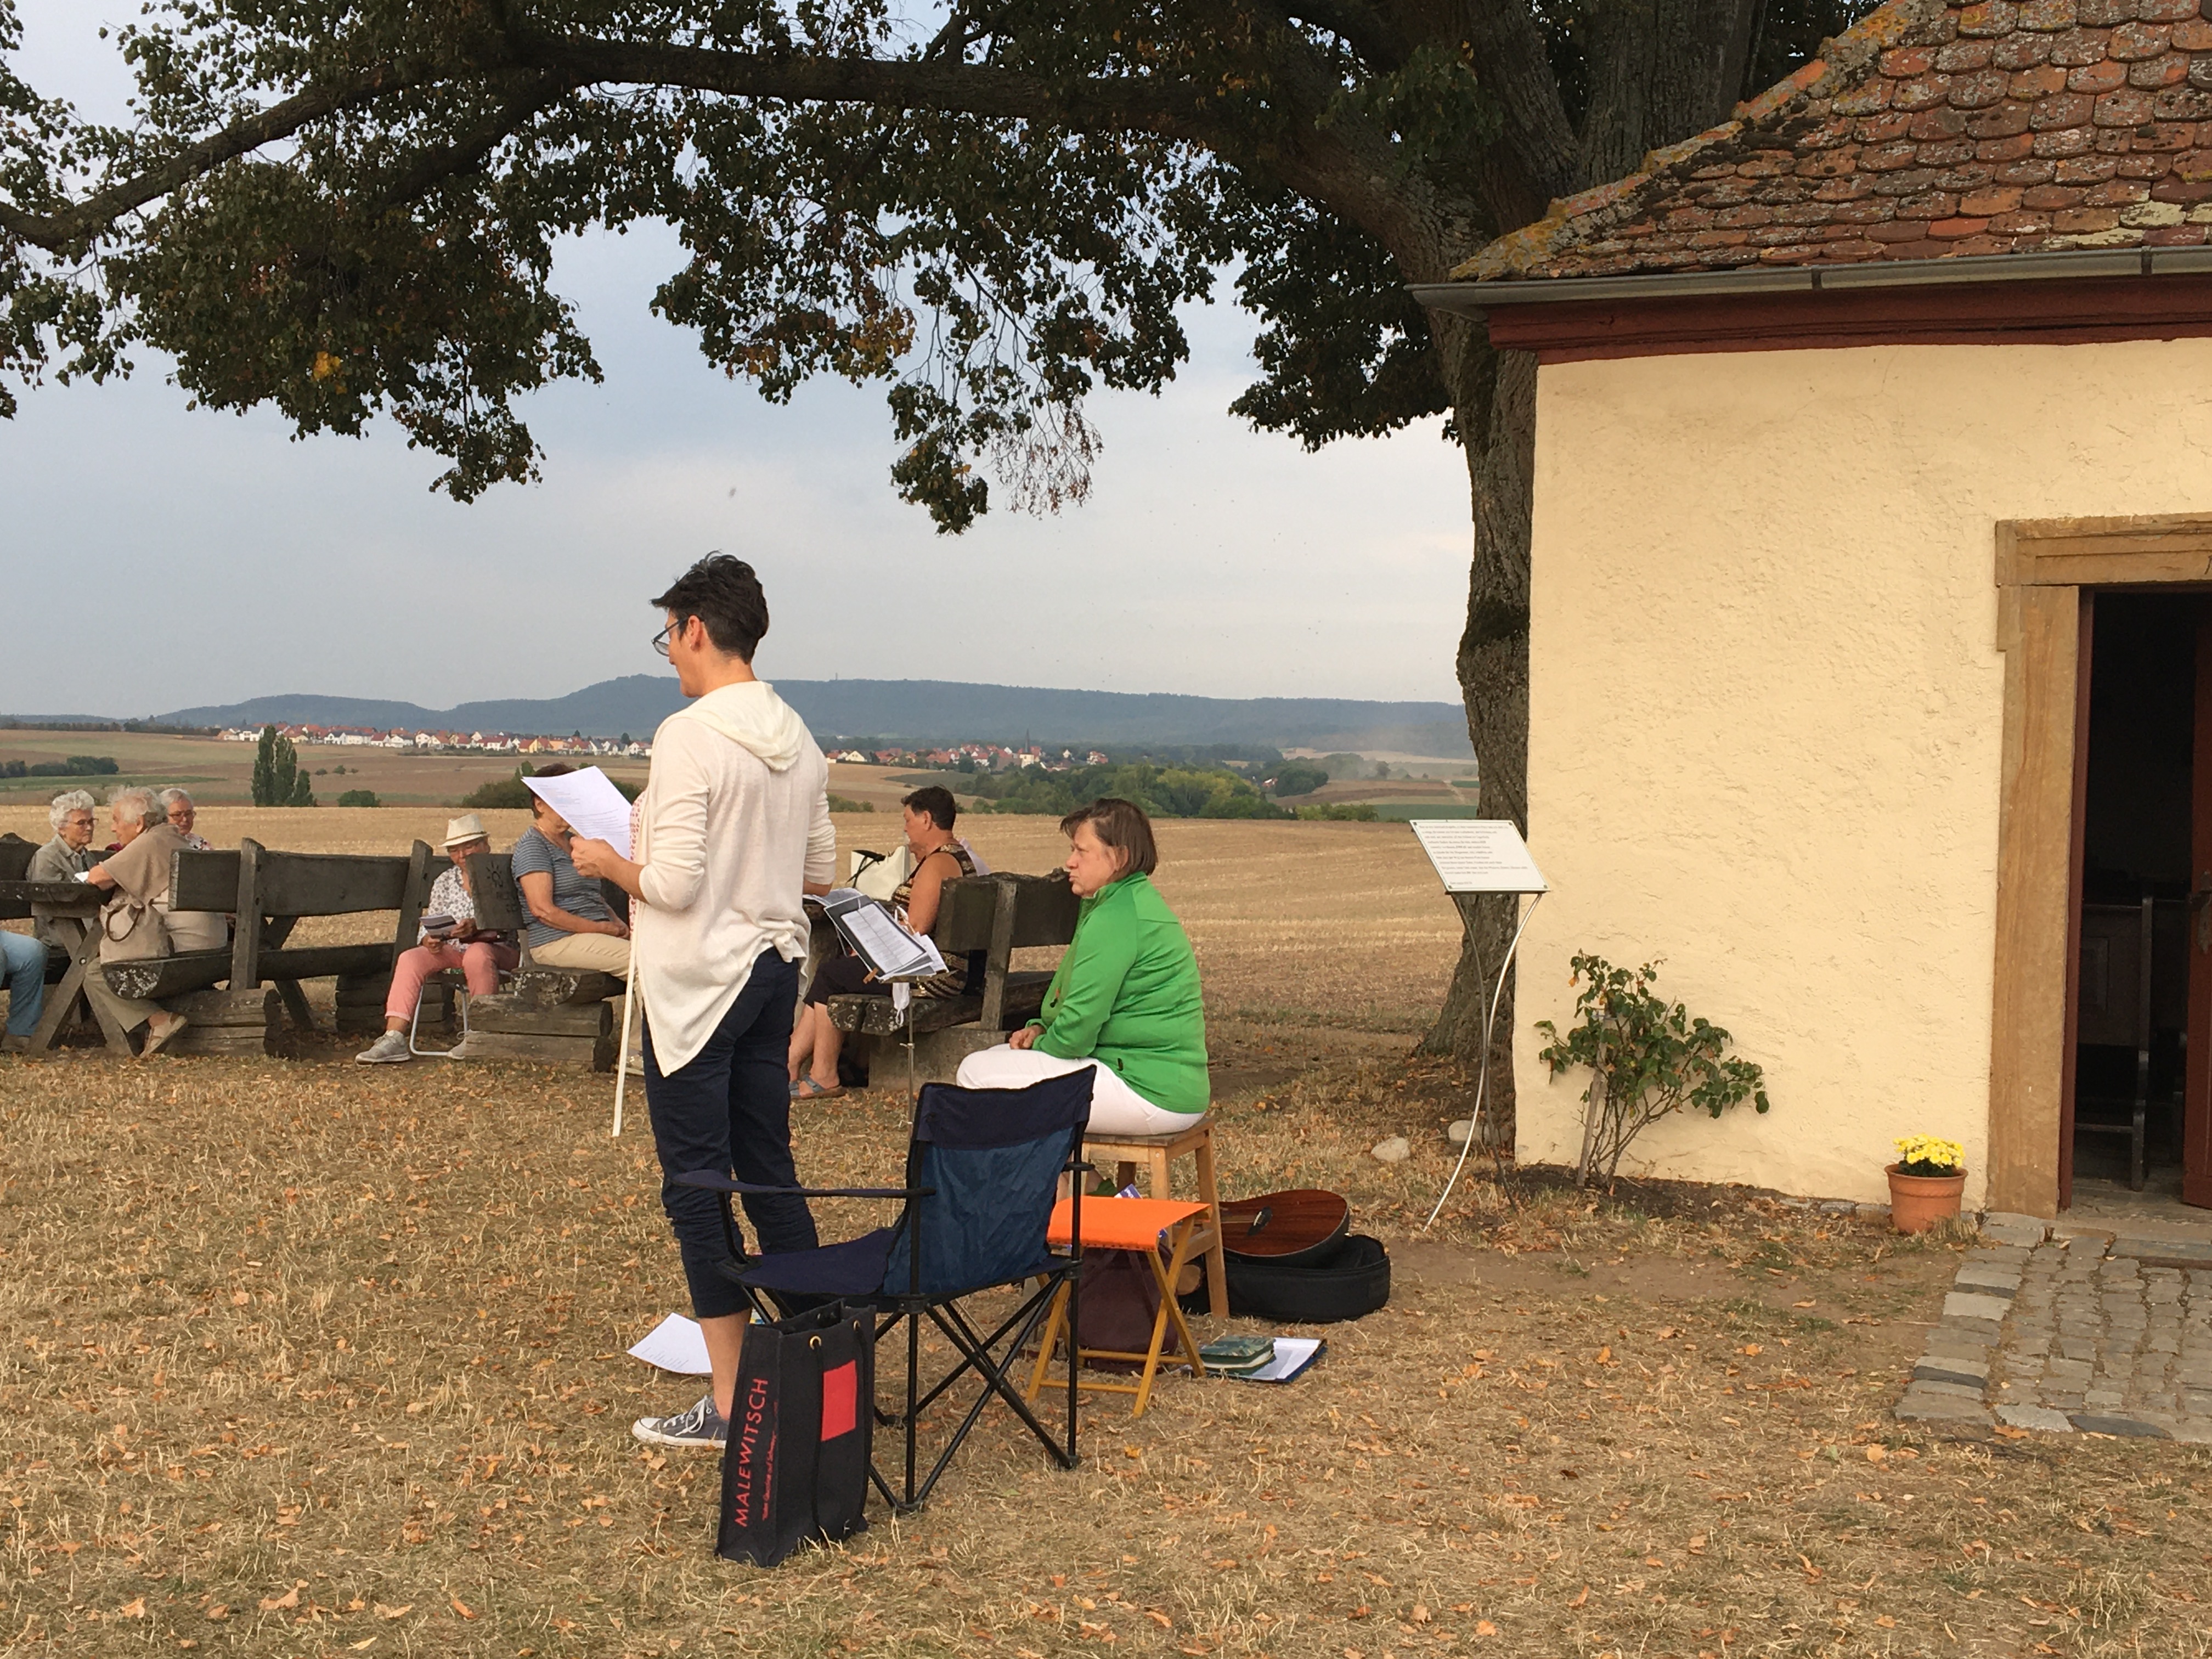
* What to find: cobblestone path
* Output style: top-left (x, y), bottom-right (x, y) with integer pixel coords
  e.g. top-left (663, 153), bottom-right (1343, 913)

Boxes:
top-left (1896, 1214), bottom-right (2212, 1441)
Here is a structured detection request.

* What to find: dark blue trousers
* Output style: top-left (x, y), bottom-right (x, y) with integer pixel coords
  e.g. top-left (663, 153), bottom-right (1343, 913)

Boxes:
top-left (644, 950), bottom-right (817, 1319)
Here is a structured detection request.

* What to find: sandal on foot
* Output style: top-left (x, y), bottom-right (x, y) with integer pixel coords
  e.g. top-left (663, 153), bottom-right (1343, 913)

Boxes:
top-left (140, 1015), bottom-right (189, 1058)
top-left (790, 1076), bottom-right (846, 1100)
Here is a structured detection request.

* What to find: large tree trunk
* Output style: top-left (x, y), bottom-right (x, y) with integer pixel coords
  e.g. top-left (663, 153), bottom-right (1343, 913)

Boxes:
top-left (1417, 330), bottom-right (1536, 1148)
top-left (1414, 0), bottom-right (1763, 1144)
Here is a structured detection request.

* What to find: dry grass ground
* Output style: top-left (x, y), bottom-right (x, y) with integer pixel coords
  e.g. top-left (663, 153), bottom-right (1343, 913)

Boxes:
top-left (4, 813), bottom-right (2210, 1656)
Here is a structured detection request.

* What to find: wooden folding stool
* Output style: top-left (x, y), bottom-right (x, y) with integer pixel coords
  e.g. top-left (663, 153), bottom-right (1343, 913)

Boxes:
top-left (1025, 1195), bottom-right (1210, 1419)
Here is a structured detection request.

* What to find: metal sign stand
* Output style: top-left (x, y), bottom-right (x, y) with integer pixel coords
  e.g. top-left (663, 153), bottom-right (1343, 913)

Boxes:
top-left (1405, 821), bottom-right (1548, 1232)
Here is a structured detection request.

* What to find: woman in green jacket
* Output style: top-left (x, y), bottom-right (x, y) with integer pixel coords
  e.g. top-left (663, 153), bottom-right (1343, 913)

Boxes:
top-left (956, 797), bottom-right (1209, 1131)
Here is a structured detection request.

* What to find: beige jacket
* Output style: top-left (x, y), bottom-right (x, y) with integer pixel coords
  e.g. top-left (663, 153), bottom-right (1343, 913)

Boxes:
top-left (630, 680), bottom-right (834, 1073)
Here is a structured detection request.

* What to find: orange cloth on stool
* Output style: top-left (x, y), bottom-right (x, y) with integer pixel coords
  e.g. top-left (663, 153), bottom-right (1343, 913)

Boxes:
top-left (1047, 1195), bottom-right (1205, 1251)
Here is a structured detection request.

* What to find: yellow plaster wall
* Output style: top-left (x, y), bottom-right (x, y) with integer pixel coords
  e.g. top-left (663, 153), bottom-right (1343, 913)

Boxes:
top-left (1513, 338), bottom-right (2212, 1210)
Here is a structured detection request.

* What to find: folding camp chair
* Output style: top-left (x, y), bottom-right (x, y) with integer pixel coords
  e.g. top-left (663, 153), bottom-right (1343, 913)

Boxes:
top-left (674, 1068), bottom-right (1092, 1511)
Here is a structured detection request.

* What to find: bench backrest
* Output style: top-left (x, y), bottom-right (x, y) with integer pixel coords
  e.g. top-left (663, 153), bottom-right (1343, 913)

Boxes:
top-left (464, 853), bottom-right (526, 934)
top-left (463, 851), bottom-right (629, 945)
top-left (932, 873), bottom-right (1080, 956)
top-left (0, 833), bottom-right (34, 883)
top-left (173, 848), bottom-right (421, 916)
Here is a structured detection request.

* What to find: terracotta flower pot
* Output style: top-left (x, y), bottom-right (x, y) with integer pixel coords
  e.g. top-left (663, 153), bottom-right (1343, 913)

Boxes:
top-left (1886, 1163), bottom-right (1966, 1234)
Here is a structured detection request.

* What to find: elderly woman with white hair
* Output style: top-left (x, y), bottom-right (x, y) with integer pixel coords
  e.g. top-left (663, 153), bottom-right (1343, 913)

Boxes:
top-left (76, 786), bottom-right (191, 1057)
top-left (27, 790), bottom-right (98, 919)
top-left (157, 788), bottom-right (213, 851)
top-left (154, 787), bottom-right (227, 951)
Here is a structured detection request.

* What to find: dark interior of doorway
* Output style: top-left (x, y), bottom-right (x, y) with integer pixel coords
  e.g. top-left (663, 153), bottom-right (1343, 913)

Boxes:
top-left (2073, 592), bottom-right (2195, 1192)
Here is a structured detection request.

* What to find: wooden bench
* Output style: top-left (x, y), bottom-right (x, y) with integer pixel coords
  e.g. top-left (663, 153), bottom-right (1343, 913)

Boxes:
top-left (457, 851), bottom-right (626, 1070)
top-left (0, 832), bottom-right (120, 1049)
top-left (98, 838), bottom-right (438, 1055)
top-left (825, 872), bottom-right (1080, 1084)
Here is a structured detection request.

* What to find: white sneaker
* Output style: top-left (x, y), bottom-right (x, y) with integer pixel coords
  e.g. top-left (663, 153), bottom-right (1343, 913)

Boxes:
top-left (354, 1031), bottom-right (412, 1064)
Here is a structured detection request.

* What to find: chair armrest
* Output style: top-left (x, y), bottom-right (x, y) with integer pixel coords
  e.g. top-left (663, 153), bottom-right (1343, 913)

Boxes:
top-left (671, 1169), bottom-right (933, 1200)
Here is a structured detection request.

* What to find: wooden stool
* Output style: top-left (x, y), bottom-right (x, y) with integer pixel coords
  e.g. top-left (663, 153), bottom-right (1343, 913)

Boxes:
top-left (1025, 1197), bottom-right (1210, 1419)
top-left (1082, 1118), bottom-right (1227, 1318)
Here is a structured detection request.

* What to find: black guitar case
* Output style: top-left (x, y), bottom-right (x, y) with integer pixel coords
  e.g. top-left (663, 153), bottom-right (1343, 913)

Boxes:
top-left (1182, 1228), bottom-right (1392, 1324)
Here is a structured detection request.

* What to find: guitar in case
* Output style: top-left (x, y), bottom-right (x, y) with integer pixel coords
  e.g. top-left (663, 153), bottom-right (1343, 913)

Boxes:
top-left (1186, 1189), bottom-right (1390, 1323)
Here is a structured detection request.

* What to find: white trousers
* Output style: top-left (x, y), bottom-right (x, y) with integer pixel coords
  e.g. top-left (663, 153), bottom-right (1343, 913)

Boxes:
top-left (954, 1045), bottom-right (1203, 1137)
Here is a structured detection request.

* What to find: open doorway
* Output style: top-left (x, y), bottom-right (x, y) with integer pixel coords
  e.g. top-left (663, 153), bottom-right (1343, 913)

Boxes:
top-left (2068, 592), bottom-right (2200, 1209)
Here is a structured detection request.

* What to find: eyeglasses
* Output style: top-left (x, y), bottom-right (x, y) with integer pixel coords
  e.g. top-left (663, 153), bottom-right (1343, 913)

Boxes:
top-left (651, 624), bottom-right (671, 658)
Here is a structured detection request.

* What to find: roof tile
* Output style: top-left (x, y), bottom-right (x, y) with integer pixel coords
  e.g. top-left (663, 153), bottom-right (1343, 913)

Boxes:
top-left (1455, 0), bottom-right (2212, 280)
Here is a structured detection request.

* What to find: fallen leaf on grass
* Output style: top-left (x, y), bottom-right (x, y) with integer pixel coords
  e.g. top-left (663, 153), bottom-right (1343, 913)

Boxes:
top-left (1568, 1587), bottom-right (1589, 1608)
top-left (1738, 1344), bottom-right (1762, 1357)
top-left (204, 1605), bottom-right (230, 1622)
top-left (1793, 1300), bottom-right (1816, 1308)
top-left (1865, 1445), bottom-right (1887, 1463)
top-left (374, 1603), bottom-right (414, 1621)
top-left (117, 1598), bottom-right (147, 1618)
top-left (259, 1586), bottom-right (300, 1611)
top-left (1475, 1621), bottom-right (1499, 1637)
top-left (450, 1596), bottom-right (477, 1620)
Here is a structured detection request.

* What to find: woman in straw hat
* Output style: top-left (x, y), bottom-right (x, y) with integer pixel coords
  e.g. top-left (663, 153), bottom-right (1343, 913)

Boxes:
top-left (355, 815), bottom-right (517, 1063)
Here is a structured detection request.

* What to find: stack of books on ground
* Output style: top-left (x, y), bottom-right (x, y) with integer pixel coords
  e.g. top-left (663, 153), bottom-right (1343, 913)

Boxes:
top-left (1193, 1333), bottom-right (1325, 1384)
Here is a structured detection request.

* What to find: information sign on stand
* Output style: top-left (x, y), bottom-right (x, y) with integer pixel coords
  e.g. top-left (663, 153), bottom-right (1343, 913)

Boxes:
top-left (1407, 820), bottom-right (1547, 1230)
top-left (1410, 818), bottom-right (1547, 895)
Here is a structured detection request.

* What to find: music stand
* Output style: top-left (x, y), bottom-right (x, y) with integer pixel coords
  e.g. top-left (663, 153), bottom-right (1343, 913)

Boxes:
top-left (1407, 820), bottom-right (1547, 1231)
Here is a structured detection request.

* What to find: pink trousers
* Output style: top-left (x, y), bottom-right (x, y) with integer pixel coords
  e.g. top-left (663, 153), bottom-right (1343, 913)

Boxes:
top-left (384, 940), bottom-right (519, 1022)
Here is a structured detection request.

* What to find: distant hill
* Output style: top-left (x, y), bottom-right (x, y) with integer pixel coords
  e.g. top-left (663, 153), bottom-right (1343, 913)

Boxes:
top-left (145, 676), bottom-right (1472, 755)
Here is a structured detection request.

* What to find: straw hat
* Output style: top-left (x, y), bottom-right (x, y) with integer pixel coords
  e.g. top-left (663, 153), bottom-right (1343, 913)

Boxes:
top-left (441, 814), bottom-right (492, 850)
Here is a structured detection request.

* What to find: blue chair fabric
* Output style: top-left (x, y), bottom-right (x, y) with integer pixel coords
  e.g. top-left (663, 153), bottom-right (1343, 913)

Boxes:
top-left (673, 1068), bottom-right (1093, 1510)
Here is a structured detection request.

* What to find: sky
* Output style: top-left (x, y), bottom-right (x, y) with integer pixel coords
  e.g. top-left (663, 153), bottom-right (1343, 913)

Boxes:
top-left (0, 3), bottom-right (1475, 720)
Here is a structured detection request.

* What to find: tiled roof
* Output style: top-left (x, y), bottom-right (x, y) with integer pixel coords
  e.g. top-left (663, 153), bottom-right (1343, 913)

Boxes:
top-left (1457, 0), bottom-right (2212, 281)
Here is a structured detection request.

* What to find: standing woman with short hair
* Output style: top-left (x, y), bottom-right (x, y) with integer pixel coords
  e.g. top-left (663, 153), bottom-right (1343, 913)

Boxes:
top-left (566, 554), bottom-right (836, 1453)
top-left (955, 797), bottom-right (1209, 1135)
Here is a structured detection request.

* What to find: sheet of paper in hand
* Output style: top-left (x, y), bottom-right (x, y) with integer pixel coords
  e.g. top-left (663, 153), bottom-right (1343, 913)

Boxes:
top-left (821, 888), bottom-right (948, 980)
top-left (521, 766), bottom-right (634, 859)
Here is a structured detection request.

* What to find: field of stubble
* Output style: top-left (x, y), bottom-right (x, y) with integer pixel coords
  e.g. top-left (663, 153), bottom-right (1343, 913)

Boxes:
top-left (4, 810), bottom-right (2209, 1657)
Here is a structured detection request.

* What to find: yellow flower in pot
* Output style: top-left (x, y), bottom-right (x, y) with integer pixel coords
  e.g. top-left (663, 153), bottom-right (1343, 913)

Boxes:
top-left (1887, 1135), bottom-right (1967, 1234)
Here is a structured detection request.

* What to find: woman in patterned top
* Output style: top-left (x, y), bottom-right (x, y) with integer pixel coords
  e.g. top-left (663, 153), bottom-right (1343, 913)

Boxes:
top-left (787, 786), bottom-right (981, 1099)
top-left (354, 815), bottom-right (520, 1063)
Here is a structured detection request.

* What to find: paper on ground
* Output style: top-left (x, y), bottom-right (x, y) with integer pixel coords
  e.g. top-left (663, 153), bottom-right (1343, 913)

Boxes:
top-left (628, 1313), bottom-right (712, 1375)
top-left (1243, 1336), bottom-right (1323, 1381)
top-left (523, 765), bottom-right (634, 859)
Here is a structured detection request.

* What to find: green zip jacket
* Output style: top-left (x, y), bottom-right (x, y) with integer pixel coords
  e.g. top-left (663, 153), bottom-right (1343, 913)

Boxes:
top-left (1028, 872), bottom-right (1209, 1113)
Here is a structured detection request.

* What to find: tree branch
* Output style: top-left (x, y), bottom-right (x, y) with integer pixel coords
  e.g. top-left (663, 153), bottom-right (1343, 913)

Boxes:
top-left (0, 61), bottom-right (439, 253)
top-left (1457, 0), bottom-right (1578, 222)
top-left (1278, 0), bottom-right (1412, 68)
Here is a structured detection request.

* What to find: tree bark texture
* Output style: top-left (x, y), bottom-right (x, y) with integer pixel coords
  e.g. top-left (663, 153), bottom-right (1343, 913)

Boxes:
top-left (1418, 1), bottom-right (1760, 1138)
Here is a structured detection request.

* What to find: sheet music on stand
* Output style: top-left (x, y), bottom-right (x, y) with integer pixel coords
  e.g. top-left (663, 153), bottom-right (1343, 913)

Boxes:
top-left (1406, 820), bottom-right (1547, 1231)
top-left (819, 888), bottom-right (947, 981)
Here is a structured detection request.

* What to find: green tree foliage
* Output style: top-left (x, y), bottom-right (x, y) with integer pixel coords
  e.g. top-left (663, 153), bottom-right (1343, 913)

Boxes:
top-left (1293, 802), bottom-right (1376, 821)
top-left (337, 787), bottom-right (380, 806)
top-left (1269, 760), bottom-right (1328, 797)
top-left (966, 762), bottom-right (1283, 820)
top-left (251, 725), bottom-right (304, 807)
top-left (12, 754), bottom-right (119, 777)
top-left (462, 763), bottom-right (639, 810)
top-left (0, 0), bottom-right (1869, 1065)
top-left (1535, 955), bottom-right (1769, 1189)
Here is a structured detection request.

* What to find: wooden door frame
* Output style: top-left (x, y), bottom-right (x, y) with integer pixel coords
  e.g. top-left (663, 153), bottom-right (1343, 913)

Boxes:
top-left (1990, 514), bottom-right (2212, 1215)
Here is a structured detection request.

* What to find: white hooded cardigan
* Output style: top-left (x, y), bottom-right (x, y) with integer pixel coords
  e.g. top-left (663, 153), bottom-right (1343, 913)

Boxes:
top-left (630, 681), bottom-right (835, 1073)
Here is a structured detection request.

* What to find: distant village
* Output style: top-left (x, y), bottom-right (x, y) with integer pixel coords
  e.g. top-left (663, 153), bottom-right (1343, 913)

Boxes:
top-left (217, 726), bottom-right (653, 758)
top-left (216, 726), bottom-right (1113, 772)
